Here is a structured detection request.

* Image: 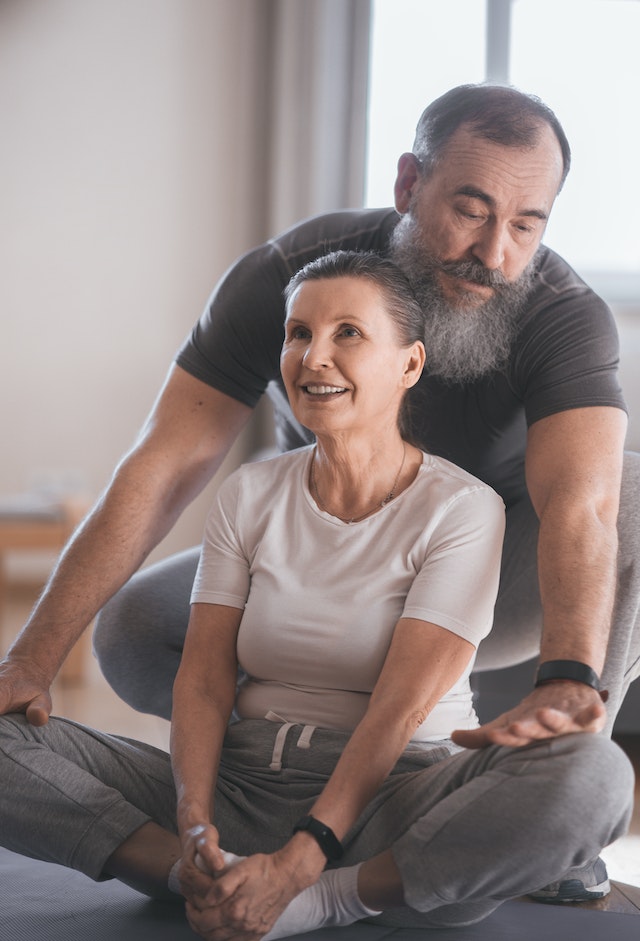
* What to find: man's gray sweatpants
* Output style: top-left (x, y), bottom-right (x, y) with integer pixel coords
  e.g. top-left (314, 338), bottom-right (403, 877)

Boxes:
top-left (0, 714), bottom-right (633, 928)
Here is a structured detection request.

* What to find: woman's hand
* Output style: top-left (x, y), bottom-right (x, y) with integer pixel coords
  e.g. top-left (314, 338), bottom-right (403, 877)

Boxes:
top-left (184, 839), bottom-right (323, 941)
top-left (177, 823), bottom-right (227, 903)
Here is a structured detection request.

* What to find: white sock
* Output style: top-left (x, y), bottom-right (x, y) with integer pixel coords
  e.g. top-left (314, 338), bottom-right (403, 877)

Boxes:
top-left (168, 849), bottom-right (240, 894)
top-left (190, 850), bottom-right (382, 939)
top-left (168, 859), bottom-right (182, 895)
top-left (263, 864), bottom-right (382, 941)
top-left (195, 848), bottom-right (241, 871)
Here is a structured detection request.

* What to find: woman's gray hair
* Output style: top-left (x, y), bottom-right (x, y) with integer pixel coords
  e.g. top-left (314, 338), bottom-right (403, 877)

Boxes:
top-left (284, 250), bottom-right (425, 348)
top-left (284, 250), bottom-right (426, 442)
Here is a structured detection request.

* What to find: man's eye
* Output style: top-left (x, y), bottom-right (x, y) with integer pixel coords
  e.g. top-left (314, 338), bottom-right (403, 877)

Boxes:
top-left (513, 223), bottom-right (536, 238)
top-left (458, 208), bottom-right (484, 223)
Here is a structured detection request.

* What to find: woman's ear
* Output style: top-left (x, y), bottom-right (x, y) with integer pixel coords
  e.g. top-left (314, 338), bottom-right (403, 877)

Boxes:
top-left (394, 153), bottom-right (421, 214)
top-left (403, 341), bottom-right (426, 388)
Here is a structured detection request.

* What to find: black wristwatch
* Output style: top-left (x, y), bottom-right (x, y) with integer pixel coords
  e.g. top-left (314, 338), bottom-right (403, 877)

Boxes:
top-left (534, 659), bottom-right (606, 698)
top-left (293, 815), bottom-right (344, 861)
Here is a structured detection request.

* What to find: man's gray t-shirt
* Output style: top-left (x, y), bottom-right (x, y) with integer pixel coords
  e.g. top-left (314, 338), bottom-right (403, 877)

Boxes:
top-left (176, 208), bottom-right (625, 506)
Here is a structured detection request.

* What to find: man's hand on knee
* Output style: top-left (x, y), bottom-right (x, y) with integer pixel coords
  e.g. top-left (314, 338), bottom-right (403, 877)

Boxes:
top-left (0, 657), bottom-right (52, 726)
top-left (451, 681), bottom-right (607, 748)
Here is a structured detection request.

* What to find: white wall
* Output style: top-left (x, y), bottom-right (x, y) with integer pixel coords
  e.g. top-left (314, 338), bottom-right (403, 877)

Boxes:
top-left (1, 0), bottom-right (273, 568)
top-left (1, 0), bottom-right (638, 585)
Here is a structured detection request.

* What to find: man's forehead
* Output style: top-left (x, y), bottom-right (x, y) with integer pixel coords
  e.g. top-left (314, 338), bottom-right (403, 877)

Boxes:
top-left (434, 124), bottom-right (564, 205)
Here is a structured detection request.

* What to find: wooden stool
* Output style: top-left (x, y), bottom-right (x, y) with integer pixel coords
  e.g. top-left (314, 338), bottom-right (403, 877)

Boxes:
top-left (0, 497), bottom-right (90, 685)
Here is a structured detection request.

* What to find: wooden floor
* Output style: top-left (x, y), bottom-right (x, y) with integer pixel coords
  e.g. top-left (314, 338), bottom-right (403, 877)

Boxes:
top-left (2, 581), bottom-right (639, 917)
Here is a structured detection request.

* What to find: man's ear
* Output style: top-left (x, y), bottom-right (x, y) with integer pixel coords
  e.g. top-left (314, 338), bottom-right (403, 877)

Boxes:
top-left (394, 153), bottom-right (421, 214)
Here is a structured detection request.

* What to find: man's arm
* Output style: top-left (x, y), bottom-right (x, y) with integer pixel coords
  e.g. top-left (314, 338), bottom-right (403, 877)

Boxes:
top-left (453, 405), bottom-right (627, 748)
top-left (0, 364), bottom-right (253, 724)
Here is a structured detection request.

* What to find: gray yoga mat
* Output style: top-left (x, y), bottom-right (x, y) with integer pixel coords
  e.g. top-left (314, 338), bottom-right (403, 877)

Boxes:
top-left (0, 847), bottom-right (637, 941)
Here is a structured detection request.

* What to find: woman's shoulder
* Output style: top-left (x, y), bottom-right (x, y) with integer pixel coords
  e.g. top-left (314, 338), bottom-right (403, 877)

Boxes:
top-left (222, 446), bottom-right (312, 495)
top-left (417, 452), bottom-right (505, 508)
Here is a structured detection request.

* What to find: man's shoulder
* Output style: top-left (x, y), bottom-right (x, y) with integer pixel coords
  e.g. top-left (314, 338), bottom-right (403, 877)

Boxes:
top-left (269, 207), bottom-right (399, 270)
top-left (526, 245), bottom-right (609, 312)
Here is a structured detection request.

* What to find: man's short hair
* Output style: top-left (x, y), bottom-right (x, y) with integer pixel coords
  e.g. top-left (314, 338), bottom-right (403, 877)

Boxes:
top-left (412, 84), bottom-right (571, 190)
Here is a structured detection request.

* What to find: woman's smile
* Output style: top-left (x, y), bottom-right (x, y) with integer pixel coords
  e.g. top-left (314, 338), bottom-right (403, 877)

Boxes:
top-left (302, 384), bottom-right (348, 397)
top-left (281, 276), bottom-right (424, 438)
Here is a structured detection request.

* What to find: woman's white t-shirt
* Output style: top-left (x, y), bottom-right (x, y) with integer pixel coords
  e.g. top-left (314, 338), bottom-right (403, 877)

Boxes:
top-left (191, 447), bottom-right (505, 742)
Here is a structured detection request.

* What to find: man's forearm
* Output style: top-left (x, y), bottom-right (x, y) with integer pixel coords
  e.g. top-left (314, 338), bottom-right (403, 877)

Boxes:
top-left (536, 509), bottom-right (618, 674)
top-left (7, 453), bottom-right (201, 679)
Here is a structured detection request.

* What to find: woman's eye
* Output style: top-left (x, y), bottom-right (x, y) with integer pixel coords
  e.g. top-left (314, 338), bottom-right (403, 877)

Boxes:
top-left (288, 326), bottom-right (309, 340)
top-left (340, 326), bottom-right (360, 337)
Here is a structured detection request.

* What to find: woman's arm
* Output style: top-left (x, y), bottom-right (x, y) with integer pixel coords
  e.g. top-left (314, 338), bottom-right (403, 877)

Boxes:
top-left (171, 603), bottom-right (243, 873)
top-left (197, 617), bottom-right (475, 939)
top-left (307, 617), bottom-right (474, 838)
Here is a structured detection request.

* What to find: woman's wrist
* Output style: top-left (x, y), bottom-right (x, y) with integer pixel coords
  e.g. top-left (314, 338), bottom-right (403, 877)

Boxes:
top-left (176, 801), bottom-right (213, 838)
top-left (283, 832), bottom-right (329, 889)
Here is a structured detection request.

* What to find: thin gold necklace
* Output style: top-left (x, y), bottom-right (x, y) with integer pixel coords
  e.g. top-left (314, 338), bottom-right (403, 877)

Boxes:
top-left (310, 443), bottom-right (407, 524)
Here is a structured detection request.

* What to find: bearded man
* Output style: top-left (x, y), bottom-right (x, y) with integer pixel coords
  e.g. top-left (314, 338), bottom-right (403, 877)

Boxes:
top-left (2, 84), bottom-right (638, 904)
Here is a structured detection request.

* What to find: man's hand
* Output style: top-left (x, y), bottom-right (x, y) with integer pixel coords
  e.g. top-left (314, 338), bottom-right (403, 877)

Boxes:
top-left (452, 681), bottom-right (607, 749)
top-left (0, 657), bottom-right (52, 726)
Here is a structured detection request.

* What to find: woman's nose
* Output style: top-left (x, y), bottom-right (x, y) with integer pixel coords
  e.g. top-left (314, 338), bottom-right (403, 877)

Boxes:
top-left (303, 338), bottom-right (333, 369)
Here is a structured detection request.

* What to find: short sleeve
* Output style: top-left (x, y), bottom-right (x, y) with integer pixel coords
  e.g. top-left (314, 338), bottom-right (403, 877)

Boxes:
top-left (402, 486), bottom-right (505, 646)
top-left (512, 252), bottom-right (626, 426)
top-left (190, 473), bottom-right (250, 608)
top-left (175, 243), bottom-right (291, 407)
top-left (174, 209), bottom-right (399, 408)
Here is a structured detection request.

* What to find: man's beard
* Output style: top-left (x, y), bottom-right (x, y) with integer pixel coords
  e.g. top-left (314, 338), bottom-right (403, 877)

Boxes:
top-left (390, 213), bottom-right (537, 383)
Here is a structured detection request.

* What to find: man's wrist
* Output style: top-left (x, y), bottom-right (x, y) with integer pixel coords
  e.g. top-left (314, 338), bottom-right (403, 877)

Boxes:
top-left (535, 660), bottom-right (608, 701)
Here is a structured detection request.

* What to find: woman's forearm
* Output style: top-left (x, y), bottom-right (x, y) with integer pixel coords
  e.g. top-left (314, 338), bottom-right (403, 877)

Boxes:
top-left (171, 682), bottom-right (234, 838)
top-left (297, 621), bottom-right (475, 847)
top-left (171, 606), bottom-right (241, 841)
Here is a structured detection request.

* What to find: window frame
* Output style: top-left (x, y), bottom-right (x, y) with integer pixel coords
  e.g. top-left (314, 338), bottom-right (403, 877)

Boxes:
top-left (366, 0), bottom-right (640, 305)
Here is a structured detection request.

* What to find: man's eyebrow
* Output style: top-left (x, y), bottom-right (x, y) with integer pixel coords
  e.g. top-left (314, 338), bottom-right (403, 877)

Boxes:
top-left (455, 185), bottom-right (549, 221)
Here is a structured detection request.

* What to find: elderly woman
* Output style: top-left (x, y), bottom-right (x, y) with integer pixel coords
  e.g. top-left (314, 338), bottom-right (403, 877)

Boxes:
top-left (0, 252), bottom-right (632, 939)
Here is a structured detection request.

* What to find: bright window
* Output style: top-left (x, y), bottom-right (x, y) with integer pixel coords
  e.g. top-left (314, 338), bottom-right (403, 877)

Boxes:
top-left (365, 0), bottom-right (640, 301)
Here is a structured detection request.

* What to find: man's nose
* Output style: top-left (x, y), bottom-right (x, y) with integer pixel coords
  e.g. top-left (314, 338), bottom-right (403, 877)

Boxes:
top-left (471, 222), bottom-right (506, 271)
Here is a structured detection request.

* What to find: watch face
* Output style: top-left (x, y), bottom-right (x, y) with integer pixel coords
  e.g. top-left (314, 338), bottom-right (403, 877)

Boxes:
top-left (294, 815), bottom-right (343, 860)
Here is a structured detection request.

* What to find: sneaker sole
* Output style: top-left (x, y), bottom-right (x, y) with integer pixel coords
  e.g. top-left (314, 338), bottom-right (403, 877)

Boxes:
top-left (530, 878), bottom-right (611, 904)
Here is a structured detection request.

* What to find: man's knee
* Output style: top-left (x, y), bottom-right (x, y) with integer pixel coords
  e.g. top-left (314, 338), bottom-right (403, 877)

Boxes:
top-left (92, 548), bottom-right (199, 718)
top-left (93, 585), bottom-right (133, 664)
top-left (618, 451), bottom-right (640, 550)
top-left (542, 734), bottom-right (634, 839)
top-left (93, 547), bottom-right (199, 663)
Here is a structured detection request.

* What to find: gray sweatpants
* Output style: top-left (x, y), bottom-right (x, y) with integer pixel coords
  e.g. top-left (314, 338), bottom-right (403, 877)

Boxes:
top-left (0, 715), bottom-right (633, 928)
top-left (94, 452), bottom-right (640, 732)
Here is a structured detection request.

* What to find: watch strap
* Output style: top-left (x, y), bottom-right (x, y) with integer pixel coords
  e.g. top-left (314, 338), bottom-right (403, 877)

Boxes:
top-left (293, 815), bottom-right (344, 861)
top-left (535, 659), bottom-right (602, 692)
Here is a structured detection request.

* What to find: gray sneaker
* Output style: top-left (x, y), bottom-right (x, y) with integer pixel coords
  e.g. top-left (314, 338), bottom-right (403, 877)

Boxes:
top-left (529, 858), bottom-right (610, 903)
